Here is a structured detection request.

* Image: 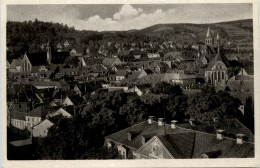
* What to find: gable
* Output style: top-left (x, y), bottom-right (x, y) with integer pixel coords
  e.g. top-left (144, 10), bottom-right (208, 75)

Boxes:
top-left (211, 61), bottom-right (227, 70)
top-left (49, 108), bottom-right (71, 118)
top-left (62, 97), bottom-right (74, 106)
top-left (136, 136), bottom-right (174, 159)
top-left (33, 119), bottom-right (54, 129)
top-left (238, 68), bottom-right (248, 76)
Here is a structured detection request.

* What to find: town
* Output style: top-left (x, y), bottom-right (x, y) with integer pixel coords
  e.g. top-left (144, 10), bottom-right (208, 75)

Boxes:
top-left (7, 19), bottom-right (254, 159)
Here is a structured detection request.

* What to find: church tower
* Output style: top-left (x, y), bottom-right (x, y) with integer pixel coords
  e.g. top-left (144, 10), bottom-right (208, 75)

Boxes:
top-left (205, 27), bottom-right (214, 46)
top-left (216, 33), bottom-right (220, 47)
top-left (46, 40), bottom-right (52, 64)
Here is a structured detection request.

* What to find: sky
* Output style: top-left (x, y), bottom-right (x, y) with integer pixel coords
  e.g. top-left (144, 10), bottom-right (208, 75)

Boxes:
top-left (7, 4), bottom-right (253, 31)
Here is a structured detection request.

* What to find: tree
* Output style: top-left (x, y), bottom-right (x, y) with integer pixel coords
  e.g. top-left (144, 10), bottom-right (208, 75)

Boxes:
top-left (119, 95), bottom-right (148, 125)
top-left (185, 85), bottom-right (242, 121)
top-left (243, 96), bottom-right (254, 132)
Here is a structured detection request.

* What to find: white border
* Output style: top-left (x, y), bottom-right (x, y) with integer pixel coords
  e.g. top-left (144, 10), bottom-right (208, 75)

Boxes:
top-left (1, 0), bottom-right (259, 167)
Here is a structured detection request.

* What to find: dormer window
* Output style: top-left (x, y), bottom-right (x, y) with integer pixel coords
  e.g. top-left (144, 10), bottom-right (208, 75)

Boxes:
top-left (117, 145), bottom-right (127, 159)
top-left (107, 141), bottom-right (112, 149)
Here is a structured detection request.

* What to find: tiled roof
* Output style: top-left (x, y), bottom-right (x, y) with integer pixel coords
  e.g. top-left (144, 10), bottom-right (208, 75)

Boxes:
top-left (102, 58), bottom-right (121, 67)
top-left (9, 138), bottom-right (32, 147)
top-left (206, 51), bottom-right (231, 71)
top-left (51, 52), bottom-right (70, 64)
top-left (64, 56), bottom-right (81, 68)
top-left (10, 111), bottom-right (25, 120)
top-left (105, 121), bottom-right (193, 150)
top-left (192, 131), bottom-right (254, 158)
top-left (83, 58), bottom-right (104, 66)
top-left (26, 106), bottom-right (42, 118)
top-left (244, 66), bottom-right (254, 75)
top-left (106, 120), bottom-right (254, 158)
top-left (26, 53), bottom-right (48, 66)
top-left (227, 80), bottom-right (254, 92)
top-left (67, 95), bottom-right (84, 106)
top-left (157, 132), bottom-right (196, 158)
top-left (179, 119), bottom-right (254, 143)
top-left (115, 70), bottom-right (127, 76)
top-left (9, 102), bottom-right (28, 113)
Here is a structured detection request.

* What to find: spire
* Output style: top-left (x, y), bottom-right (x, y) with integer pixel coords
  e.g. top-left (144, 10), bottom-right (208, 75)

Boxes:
top-left (206, 27), bottom-right (212, 37)
top-left (218, 43), bottom-right (220, 54)
top-left (216, 33), bottom-right (220, 39)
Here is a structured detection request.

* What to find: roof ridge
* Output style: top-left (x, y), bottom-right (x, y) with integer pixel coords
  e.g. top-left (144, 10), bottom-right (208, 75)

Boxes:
top-left (104, 121), bottom-right (147, 138)
top-left (177, 125), bottom-right (254, 145)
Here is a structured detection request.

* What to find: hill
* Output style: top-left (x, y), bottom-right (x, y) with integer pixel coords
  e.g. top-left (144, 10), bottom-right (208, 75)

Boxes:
top-left (7, 19), bottom-right (253, 59)
top-left (136, 19), bottom-right (253, 44)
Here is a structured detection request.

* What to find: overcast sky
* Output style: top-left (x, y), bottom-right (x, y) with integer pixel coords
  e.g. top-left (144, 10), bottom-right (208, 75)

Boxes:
top-left (7, 4), bottom-right (252, 31)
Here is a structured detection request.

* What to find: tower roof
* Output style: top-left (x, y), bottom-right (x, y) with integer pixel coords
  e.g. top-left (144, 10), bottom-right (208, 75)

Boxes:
top-left (206, 50), bottom-right (230, 70)
top-left (216, 33), bottom-right (220, 39)
top-left (206, 27), bottom-right (212, 38)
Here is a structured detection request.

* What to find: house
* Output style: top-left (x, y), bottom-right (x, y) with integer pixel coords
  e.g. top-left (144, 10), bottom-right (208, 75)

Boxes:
top-left (226, 79), bottom-right (253, 92)
top-left (147, 53), bottom-right (160, 59)
top-left (202, 56), bottom-right (209, 65)
top-left (32, 119), bottom-right (54, 138)
top-left (62, 95), bottom-right (83, 107)
top-left (148, 62), bottom-right (169, 73)
top-left (47, 107), bottom-right (72, 118)
top-left (32, 81), bottom-right (61, 90)
top-left (104, 117), bottom-right (254, 159)
top-left (25, 106), bottom-right (42, 130)
top-left (127, 70), bottom-right (147, 81)
top-left (83, 58), bottom-right (104, 67)
top-left (226, 66), bottom-right (253, 92)
top-left (25, 52), bottom-right (48, 67)
top-left (64, 40), bottom-right (70, 48)
top-left (9, 58), bottom-right (28, 72)
top-left (10, 111), bottom-right (26, 130)
top-left (70, 48), bottom-right (83, 57)
top-left (9, 102), bottom-right (30, 113)
top-left (102, 57), bottom-right (122, 67)
top-left (88, 64), bottom-right (108, 75)
top-left (109, 70), bottom-right (128, 81)
top-left (51, 52), bottom-right (70, 64)
top-left (163, 72), bottom-right (197, 87)
top-left (126, 86), bottom-right (144, 96)
top-left (107, 86), bottom-right (129, 92)
top-left (56, 43), bottom-right (62, 49)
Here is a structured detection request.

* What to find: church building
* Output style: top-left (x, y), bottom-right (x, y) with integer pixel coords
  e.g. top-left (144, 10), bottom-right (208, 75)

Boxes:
top-left (205, 45), bottom-right (231, 85)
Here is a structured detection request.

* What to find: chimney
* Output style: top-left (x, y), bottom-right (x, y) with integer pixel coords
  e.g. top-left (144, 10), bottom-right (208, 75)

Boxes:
top-left (127, 131), bottom-right (140, 141)
top-left (189, 119), bottom-right (195, 126)
top-left (141, 136), bottom-right (146, 145)
top-left (236, 134), bottom-right (245, 144)
top-left (158, 118), bottom-right (164, 126)
top-left (127, 132), bottom-right (132, 141)
top-left (171, 120), bottom-right (178, 129)
top-left (216, 129), bottom-right (224, 140)
top-left (213, 117), bottom-right (219, 122)
top-left (148, 116), bottom-right (155, 124)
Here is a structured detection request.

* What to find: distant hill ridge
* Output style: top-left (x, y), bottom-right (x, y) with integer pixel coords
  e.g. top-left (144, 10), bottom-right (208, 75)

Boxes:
top-left (7, 19), bottom-right (253, 58)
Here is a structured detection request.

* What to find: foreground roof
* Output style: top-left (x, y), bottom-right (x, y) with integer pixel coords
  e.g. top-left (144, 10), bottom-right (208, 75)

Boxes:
top-left (105, 120), bottom-right (254, 158)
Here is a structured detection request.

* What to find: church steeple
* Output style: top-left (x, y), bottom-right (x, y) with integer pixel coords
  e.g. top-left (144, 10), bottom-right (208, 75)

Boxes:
top-left (206, 27), bottom-right (212, 38)
top-left (46, 40), bottom-right (51, 64)
top-left (216, 32), bottom-right (220, 46)
top-left (205, 27), bottom-right (214, 46)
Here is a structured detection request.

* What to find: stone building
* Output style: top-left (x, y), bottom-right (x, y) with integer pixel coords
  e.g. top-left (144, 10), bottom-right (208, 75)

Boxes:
top-left (205, 46), bottom-right (230, 85)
